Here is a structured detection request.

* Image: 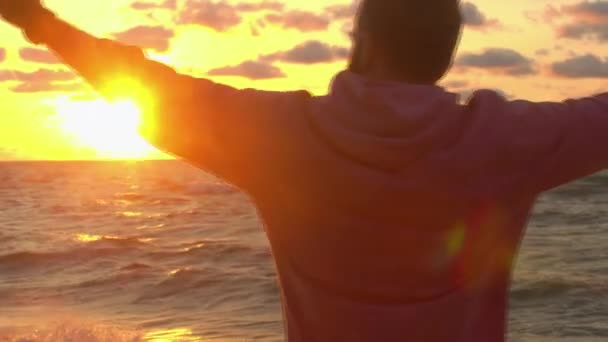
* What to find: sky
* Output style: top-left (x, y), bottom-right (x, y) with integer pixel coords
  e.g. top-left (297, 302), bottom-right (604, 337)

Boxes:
top-left (0, 0), bottom-right (607, 160)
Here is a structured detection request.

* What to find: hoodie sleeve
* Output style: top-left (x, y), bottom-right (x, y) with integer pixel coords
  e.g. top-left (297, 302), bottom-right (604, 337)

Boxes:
top-left (31, 13), bottom-right (311, 191)
top-left (151, 83), bottom-right (312, 191)
top-left (493, 92), bottom-right (608, 194)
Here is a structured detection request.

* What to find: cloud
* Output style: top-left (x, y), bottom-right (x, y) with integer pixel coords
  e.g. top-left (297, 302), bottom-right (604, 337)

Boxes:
top-left (235, 1), bottom-right (284, 12)
top-left (562, 0), bottom-right (608, 20)
top-left (261, 40), bottom-right (349, 64)
top-left (207, 60), bottom-right (285, 79)
top-left (0, 48), bottom-right (5, 63)
top-left (456, 48), bottom-right (536, 76)
top-left (11, 81), bottom-right (84, 93)
top-left (114, 25), bottom-right (174, 52)
top-left (442, 80), bottom-right (469, 90)
top-left (133, 0), bottom-right (282, 16)
top-left (131, 0), bottom-right (177, 10)
top-left (19, 48), bottom-right (60, 64)
top-left (265, 10), bottom-right (329, 32)
top-left (551, 54), bottom-right (608, 78)
top-left (558, 22), bottom-right (608, 41)
top-left (0, 68), bottom-right (81, 93)
top-left (460, 2), bottom-right (500, 30)
top-left (545, 1), bottom-right (608, 42)
top-left (325, 3), bottom-right (358, 20)
top-left (173, 1), bottom-right (299, 32)
top-left (0, 68), bottom-right (76, 83)
top-left (177, 0), bottom-right (242, 32)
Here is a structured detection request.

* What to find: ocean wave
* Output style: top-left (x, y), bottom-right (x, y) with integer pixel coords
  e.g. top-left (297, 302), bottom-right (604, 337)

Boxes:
top-left (73, 234), bottom-right (151, 248)
top-left (120, 262), bottom-right (153, 271)
top-left (164, 209), bottom-right (201, 219)
top-left (0, 322), bottom-right (204, 342)
top-left (90, 193), bottom-right (193, 209)
top-left (0, 233), bottom-right (15, 243)
top-left (184, 183), bottom-right (237, 196)
top-left (0, 245), bottom-right (139, 270)
top-left (133, 267), bottom-right (217, 303)
top-left (511, 275), bottom-right (608, 302)
top-left (21, 174), bottom-right (57, 184)
top-left (155, 177), bottom-right (186, 192)
top-left (154, 178), bottom-right (237, 196)
top-left (88, 236), bottom-right (151, 248)
top-left (149, 197), bottom-right (192, 206)
top-left (0, 322), bottom-right (217, 342)
top-left (113, 209), bottom-right (201, 221)
top-left (75, 268), bottom-right (153, 289)
top-left (113, 192), bottom-right (148, 201)
top-left (144, 240), bottom-right (257, 261)
top-left (0, 323), bottom-right (143, 342)
top-left (0, 198), bottom-right (22, 206)
top-left (47, 205), bottom-right (73, 214)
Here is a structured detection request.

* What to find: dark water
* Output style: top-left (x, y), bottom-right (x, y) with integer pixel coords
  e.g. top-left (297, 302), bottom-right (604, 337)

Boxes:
top-left (0, 161), bottom-right (606, 341)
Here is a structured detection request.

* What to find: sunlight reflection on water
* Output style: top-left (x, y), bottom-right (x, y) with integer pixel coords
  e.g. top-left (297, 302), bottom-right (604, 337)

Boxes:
top-left (0, 323), bottom-right (206, 342)
top-left (144, 327), bottom-right (201, 341)
top-left (75, 233), bottom-right (103, 242)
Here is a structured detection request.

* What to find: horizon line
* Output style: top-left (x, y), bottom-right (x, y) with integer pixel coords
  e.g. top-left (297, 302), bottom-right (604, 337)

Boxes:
top-left (0, 158), bottom-right (176, 163)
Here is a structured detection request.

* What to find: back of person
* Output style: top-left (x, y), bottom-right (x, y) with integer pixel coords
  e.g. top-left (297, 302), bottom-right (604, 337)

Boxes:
top-left (256, 70), bottom-right (608, 341)
top-left (2, 0), bottom-right (608, 341)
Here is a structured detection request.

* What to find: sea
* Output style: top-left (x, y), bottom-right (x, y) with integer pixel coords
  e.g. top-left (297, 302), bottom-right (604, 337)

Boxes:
top-left (0, 160), bottom-right (606, 342)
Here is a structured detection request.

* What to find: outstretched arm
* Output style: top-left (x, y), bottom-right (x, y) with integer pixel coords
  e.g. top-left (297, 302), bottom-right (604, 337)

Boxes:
top-left (0, 1), bottom-right (311, 191)
top-left (506, 95), bottom-right (608, 193)
top-left (0, 1), bottom-right (168, 100)
top-left (473, 90), bottom-right (608, 194)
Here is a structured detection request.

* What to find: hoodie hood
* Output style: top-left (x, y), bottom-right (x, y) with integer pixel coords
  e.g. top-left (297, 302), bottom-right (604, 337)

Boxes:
top-left (310, 71), bottom-right (464, 170)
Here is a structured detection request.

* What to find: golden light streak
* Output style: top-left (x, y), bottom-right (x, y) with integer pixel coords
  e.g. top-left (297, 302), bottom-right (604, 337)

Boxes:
top-left (54, 97), bottom-right (156, 159)
top-left (144, 328), bottom-right (202, 342)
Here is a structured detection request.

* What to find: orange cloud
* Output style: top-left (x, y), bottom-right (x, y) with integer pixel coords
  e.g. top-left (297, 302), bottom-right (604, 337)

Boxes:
top-left (207, 60), bottom-right (285, 79)
top-left (456, 48), bottom-right (536, 76)
top-left (265, 10), bottom-right (329, 32)
top-left (114, 25), bottom-right (175, 52)
top-left (177, 0), bottom-right (243, 31)
top-left (261, 40), bottom-right (349, 64)
top-left (131, 0), bottom-right (177, 10)
top-left (552, 54), bottom-right (608, 78)
top-left (460, 2), bottom-right (501, 31)
top-left (544, 1), bottom-right (608, 41)
top-left (19, 48), bottom-right (60, 64)
top-left (11, 81), bottom-right (85, 93)
top-left (0, 69), bottom-right (76, 83)
top-left (0, 68), bottom-right (80, 93)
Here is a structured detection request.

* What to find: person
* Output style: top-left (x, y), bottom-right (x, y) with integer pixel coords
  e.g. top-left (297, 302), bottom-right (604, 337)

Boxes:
top-left (1, 0), bottom-right (607, 341)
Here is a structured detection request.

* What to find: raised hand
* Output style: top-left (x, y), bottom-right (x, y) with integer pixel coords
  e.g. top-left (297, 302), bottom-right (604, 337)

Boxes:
top-left (0, 0), bottom-right (55, 43)
top-left (0, 0), bottom-right (49, 29)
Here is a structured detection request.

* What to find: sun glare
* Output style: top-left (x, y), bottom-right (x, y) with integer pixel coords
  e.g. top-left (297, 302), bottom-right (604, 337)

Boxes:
top-left (54, 97), bottom-right (157, 159)
top-left (144, 328), bottom-right (199, 341)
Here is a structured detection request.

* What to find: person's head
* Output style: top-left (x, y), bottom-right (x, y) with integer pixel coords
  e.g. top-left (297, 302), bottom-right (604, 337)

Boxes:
top-left (349, 0), bottom-right (463, 85)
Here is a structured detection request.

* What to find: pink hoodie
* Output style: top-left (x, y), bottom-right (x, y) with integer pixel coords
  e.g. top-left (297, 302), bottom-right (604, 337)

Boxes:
top-left (241, 71), bottom-right (608, 341)
top-left (35, 17), bottom-right (608, 340)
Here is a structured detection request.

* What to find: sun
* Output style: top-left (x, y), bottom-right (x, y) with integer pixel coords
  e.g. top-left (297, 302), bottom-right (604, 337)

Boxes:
top-left (54, 97), bottom-right (158, 159)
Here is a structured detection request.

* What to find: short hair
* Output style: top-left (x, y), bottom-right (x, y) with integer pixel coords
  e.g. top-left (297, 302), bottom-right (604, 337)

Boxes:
top-left (356, 0), bottom-right (462, 84)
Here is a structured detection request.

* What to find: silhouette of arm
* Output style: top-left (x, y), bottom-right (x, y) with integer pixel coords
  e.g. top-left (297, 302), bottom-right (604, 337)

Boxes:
top-left (29, 17), bottom-right (164, 100)
top-left (494, 92), bottom-right (608, 193)
top-left (20, 11), bottom-right (311, 190)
